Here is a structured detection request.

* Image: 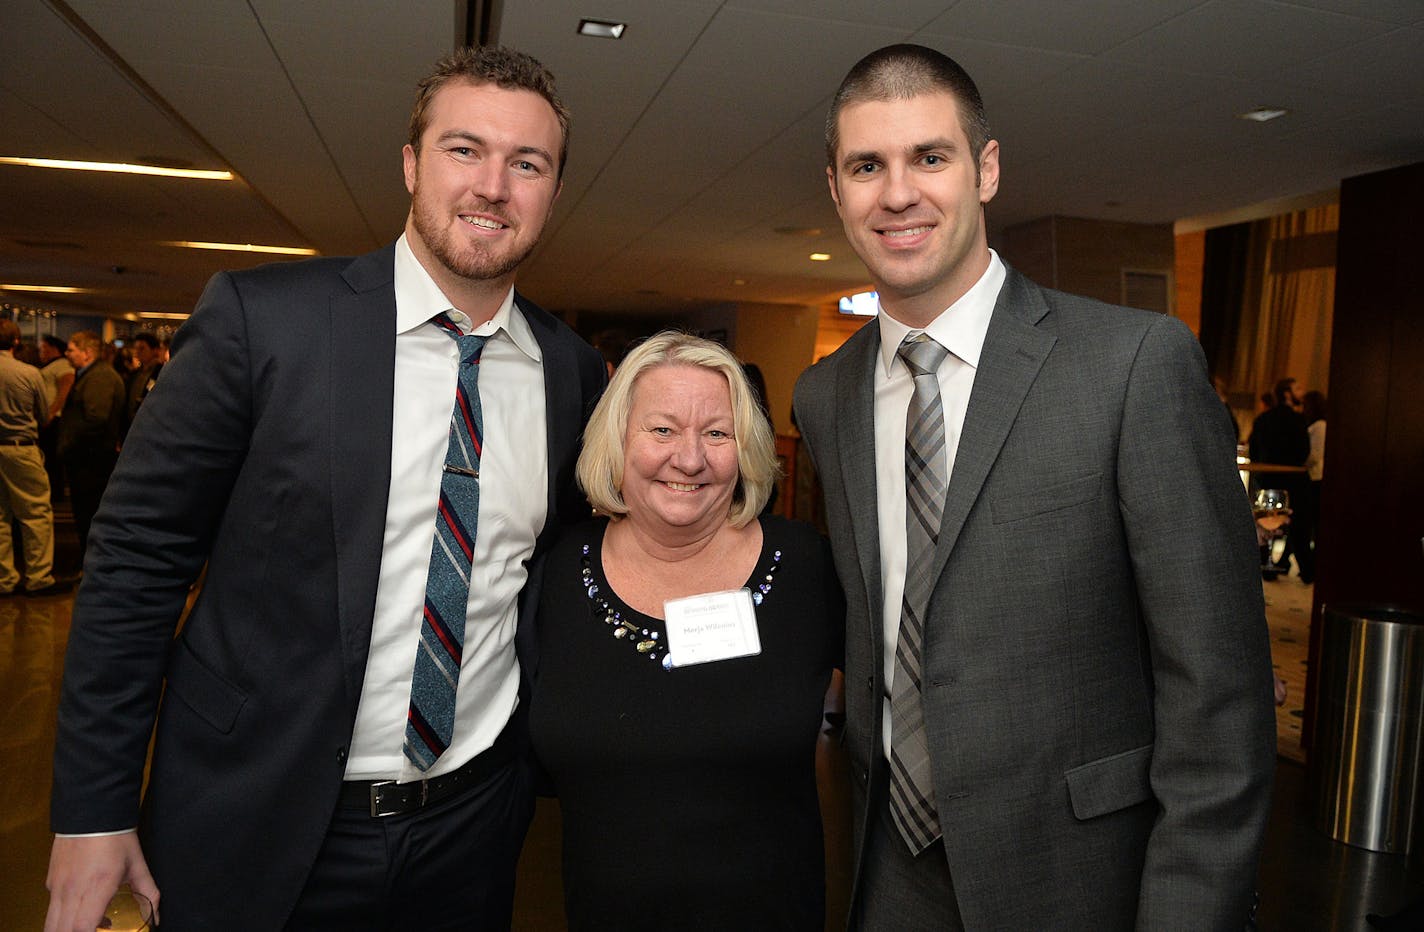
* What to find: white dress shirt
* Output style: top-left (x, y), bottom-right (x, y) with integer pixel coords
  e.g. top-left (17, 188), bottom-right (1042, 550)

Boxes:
top-left (345, 234), bottom-right (548, 781)
top-left (875, 250), bottom-right (1005, 758)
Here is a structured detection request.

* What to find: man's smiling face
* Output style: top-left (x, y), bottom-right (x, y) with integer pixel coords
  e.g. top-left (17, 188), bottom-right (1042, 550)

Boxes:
top-left (403, 80), bottom-right (563, 293)
top-left (828, 91), bottom-right (999, 325)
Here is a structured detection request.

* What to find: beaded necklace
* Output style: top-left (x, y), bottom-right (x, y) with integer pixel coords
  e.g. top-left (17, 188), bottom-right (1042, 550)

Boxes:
top-left (580, 541), bottom-right (783, 671)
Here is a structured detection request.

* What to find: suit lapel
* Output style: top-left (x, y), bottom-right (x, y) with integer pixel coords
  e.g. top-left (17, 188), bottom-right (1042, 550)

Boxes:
top-left (329, 247), bottom-right (398, 705)
top-left (515, 292), bottom-right (574, 548)
top-left (930, 270), bottom-right (1055, 577)
top-left (835, 326), bottom-right (886, 663)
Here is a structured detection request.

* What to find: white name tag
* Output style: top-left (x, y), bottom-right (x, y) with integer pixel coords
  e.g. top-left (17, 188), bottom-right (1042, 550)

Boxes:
top-left (663, 588), bottom-right (762, 668)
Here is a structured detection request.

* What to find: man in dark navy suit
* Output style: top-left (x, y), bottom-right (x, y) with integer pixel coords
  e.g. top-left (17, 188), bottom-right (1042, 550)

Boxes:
top-left (46, 46), bottom-right (604, 930)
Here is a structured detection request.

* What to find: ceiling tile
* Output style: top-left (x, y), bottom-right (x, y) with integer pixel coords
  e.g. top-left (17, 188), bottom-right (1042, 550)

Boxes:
top-left (920, 0), bottom-right (1205, 55)
top-left (1105, 0), bottom-right (1393, 79)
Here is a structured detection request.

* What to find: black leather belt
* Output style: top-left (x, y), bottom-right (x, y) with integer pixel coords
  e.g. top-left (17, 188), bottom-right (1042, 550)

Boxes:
top-left (0, 438), bottom-right (35, 446)
top-left (339, 721), bottom-right (518, 818)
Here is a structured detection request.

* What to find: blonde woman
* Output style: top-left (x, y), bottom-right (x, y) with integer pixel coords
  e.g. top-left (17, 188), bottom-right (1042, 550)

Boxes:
top-left (529, 332), bottom-right (843, 930)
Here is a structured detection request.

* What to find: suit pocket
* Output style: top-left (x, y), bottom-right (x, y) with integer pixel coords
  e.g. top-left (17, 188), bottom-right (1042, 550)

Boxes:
top-left (1065, 744), bottom-right (1153, 820)
top-left (165, 637), bottom-right (248, 734)
top-left (990, 469), bottom-right (1101, 524)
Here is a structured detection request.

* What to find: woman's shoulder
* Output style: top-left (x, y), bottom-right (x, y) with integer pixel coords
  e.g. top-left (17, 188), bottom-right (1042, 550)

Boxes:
top-left (548, 516), bottom-right (609, 561)
top-left (757, 514), bottom-right (834, 565)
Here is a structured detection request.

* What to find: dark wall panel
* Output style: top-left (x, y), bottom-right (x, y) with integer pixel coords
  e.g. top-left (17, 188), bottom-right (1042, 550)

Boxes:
top-left (1316, 161), bottom-right (1424, 613)
top-left (1306, 161), bottom-right (1424, 750)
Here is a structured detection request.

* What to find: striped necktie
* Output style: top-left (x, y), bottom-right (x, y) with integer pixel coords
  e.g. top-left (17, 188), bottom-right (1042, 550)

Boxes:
top-left (889, 331), bottom-right (950, 853)
top-left (403, 312), bottom-right (486, 771)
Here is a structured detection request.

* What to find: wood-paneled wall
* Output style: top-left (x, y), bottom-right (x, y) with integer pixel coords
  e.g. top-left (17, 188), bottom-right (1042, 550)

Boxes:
top-left (1305, 160), bottom-right (1424, 749)
top-left (997, 215), bottom-right (1175, 311)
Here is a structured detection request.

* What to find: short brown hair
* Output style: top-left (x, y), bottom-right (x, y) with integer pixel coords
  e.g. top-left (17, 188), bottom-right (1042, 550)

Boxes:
top-left (577, 332), bottom-right (779, 528)
top-left (0, 320), bottom-right (20, 351)
top-left (68, 330), bottom-right (102, 356)
top-left (408, 45), bottom-right (571, 180)
top-left (826, 44), bottom-right (991, 171)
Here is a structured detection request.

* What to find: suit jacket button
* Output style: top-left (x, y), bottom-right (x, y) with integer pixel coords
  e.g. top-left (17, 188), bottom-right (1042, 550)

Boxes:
top-left (866, 676), bottom-right (873, 691)
top-left (336, 746), bottom-right (348, 765)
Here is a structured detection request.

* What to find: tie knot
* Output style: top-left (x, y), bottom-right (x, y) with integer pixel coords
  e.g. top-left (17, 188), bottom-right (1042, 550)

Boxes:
top-left (454, 332), bottom-right (486, 365)
top-left (434, 313), bottom-right (487, 365)
top-left (897, 332), bottom-right (949, 377)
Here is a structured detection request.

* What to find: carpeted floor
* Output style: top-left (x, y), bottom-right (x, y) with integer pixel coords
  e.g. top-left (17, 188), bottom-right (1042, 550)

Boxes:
top-left (1264, 570), bottom-right (1313, 763)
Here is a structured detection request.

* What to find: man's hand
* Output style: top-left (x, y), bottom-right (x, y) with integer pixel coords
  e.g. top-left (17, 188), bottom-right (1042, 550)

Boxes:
top-left (44, 833), bottom-right (160, 932)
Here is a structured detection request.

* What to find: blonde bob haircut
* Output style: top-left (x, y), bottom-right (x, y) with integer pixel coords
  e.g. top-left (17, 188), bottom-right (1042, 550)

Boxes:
top-left (577, 331), bottom-right (779, 528)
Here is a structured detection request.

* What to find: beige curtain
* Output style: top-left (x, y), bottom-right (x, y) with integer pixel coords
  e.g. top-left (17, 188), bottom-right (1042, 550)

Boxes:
top-left (1230, 204), bottom-right (1337, 407)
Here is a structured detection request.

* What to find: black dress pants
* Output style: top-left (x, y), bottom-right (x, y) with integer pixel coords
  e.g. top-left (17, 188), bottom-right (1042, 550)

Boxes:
top-left (286, 757), bottom-right (534, 931)
top-left (64, 453), bottom-right (116, 557)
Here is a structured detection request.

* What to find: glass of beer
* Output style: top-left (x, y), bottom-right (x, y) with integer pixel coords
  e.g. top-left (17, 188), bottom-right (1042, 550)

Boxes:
top-left (97, 887), bottom-right (152, 931)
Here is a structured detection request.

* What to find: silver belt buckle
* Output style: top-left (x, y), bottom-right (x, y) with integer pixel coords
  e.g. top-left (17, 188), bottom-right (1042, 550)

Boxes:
top-left (368, 780), bottom-right (396, 818)
top-left (368, 778), bottom-right (431, 817)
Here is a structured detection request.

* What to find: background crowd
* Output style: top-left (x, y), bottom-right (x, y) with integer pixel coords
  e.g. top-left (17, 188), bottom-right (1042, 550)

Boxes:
top-left (0, 328), bottom-right (164, 596)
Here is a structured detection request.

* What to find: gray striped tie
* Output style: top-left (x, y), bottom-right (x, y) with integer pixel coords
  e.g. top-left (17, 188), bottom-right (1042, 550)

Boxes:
top-left (890, 331), bottom-right (950, 853)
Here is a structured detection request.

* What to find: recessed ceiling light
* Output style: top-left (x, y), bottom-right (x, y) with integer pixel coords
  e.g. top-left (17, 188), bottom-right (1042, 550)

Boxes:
top-left (733, 278), bottom-right (747, 285)
top-left (1237, 107), bottom-right (1289, 123)
top-left (164, 240), bottom-right (318, 256)
top-left (809, 253), bottom-right (831, 262)
top-left (136, 155), bottom-right (195, 170)
top-left (0, 283), bottom-right (90, 294)
top-left (136, 312), bottom-right (191, 320)
top-left (577, 19), bottom-right (626, 39)
top-left (0, 156), bottom-right (233, 180)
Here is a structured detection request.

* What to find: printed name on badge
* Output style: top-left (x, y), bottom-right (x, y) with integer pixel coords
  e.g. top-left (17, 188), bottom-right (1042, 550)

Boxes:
top-left (663, 588), bottom-right (762, 668)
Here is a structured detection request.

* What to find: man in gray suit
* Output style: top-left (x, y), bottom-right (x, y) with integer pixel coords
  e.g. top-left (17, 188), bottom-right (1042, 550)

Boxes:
top-left (794, 45), bottom-right (1275, 929)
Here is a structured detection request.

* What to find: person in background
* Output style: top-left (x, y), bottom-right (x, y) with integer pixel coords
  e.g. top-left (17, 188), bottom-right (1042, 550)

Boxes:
top-left (794, 43), bottom-right (1273, 929)
top-left (530, 332), bottom-right (842, 930)
top-left (122, 332), bottom-right (163, 437)
top-left (1249, 377), bottom-right (1311, 580)
top-left (44, 45), bottom-right (604, 930)
top-left (1298, 390), bottom-right (1327, 585)
top-left (1213, 374), bottom-right (1240, 442)
top-left (0, 320), bottom-right (68, 596)
top-left (107, 341), bottom-right (132, 379)
top-left (37, 336), bottom-right (74, 503)
top-left (741, 360), bottom-right (779, 514)
top-left (590, 326), bottom-right (634, 379)
top-left (56, 331), bottom-right (124, 554)
top-left (13, 339), bottom-right (42, 368)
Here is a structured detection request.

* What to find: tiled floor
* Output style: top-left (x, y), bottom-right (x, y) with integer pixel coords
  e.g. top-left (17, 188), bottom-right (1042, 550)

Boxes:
top-left (3, 522), bottom-right (1421, 929)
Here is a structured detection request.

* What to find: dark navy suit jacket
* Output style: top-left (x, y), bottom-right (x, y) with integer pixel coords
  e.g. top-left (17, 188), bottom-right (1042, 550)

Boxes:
top-left (51, 244), bottom-right (605, 927)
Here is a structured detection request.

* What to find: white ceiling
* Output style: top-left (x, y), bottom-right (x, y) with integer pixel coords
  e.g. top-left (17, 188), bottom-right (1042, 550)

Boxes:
top-left (2, 0), bottom-right (1421, 324)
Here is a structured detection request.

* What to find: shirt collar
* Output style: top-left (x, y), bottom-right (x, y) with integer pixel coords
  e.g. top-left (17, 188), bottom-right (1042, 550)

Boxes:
top-left (393, 233), bottom-right (541, 363)
top-left (876, 249), bottom-right (1005, 377)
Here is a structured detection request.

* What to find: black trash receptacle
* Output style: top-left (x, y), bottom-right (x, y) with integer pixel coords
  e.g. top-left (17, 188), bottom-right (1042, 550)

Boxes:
top-left (1313, 603), bottom-right (1424, 854)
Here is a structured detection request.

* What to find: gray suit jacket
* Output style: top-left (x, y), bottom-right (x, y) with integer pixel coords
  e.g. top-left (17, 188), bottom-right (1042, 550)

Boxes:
top-left (51, 245), bottom-right (606, 928)
top-left (793, 267), bottom-right (1274, 930)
